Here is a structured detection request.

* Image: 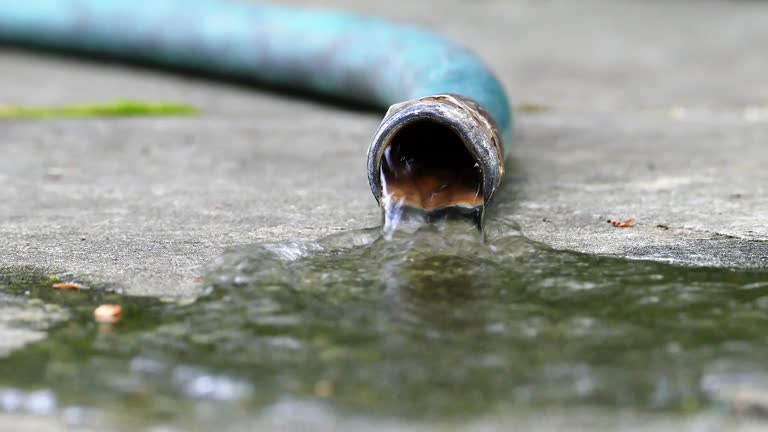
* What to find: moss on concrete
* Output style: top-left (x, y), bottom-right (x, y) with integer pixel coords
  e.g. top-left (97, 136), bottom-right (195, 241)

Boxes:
top-left (0, 100), bottom-right (199, 119)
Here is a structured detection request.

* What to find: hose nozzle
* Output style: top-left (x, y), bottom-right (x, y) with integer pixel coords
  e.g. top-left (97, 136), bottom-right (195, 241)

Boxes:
top-left (367, 94), bottom-right (505, 216)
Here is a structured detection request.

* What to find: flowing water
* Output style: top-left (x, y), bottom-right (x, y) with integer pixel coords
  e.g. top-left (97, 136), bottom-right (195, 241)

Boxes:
top-left (1, 211), bottom-right (768, 430)
top-left (378, 122), bottom-right (485, 211)
top-left (378, 123), bottom-right (485, 238)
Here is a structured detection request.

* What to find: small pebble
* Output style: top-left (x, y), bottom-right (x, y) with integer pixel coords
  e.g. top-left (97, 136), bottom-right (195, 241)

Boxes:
top-left (94, 304), bottom-right (122, 323)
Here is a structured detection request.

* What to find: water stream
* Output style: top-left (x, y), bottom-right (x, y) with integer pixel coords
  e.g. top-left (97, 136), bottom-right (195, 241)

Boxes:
top-left (379, 141), bottom-right (485, 238)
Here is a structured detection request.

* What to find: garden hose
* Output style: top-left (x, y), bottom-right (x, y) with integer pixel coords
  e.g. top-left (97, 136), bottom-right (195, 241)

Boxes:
top-left (0, 0), bottom-right (511, 219)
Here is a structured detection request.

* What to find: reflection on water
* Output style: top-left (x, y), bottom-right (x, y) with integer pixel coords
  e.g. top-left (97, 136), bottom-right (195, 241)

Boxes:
top-left (0, 218), bottom-right (767, 430)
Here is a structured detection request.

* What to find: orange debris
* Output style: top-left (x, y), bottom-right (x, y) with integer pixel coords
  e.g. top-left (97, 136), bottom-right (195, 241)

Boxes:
top-left (52, 282), bottom-right (84, 290)
top-left (608, 218), bottom-right (636, 228)
top-left (94, 304), bottom-right (122, 323)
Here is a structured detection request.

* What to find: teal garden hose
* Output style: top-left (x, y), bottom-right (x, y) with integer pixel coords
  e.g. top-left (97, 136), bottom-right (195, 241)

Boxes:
top-left (0, 0), bottom-right (511, 218)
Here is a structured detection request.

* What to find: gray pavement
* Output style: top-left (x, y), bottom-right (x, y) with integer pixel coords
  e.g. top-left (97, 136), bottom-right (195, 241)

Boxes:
top-left (1, 0), bottom-right (767, 298)
top-left (1, 62), bottom-right (379, 297)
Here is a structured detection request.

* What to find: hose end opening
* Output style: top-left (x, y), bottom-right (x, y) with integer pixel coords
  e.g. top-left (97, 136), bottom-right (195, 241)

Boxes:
top-left (367, 94), bottom-right (505, 216)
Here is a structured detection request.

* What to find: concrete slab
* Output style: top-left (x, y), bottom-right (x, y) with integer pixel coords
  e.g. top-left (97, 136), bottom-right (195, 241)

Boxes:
top-left (1, 0), bottom-right (766, 294)
top-left (0, 54), bottom-right (380, 296)
top-left (493, 111), bottom-right (768, 268)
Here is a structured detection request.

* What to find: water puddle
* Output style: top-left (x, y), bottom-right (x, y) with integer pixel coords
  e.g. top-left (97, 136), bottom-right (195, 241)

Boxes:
top-left (1, 218), bottom-right (768, 430)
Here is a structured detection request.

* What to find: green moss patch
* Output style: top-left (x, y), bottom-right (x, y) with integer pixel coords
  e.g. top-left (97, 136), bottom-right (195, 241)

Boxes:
top-left (0, 99), bottom-right (199, 119)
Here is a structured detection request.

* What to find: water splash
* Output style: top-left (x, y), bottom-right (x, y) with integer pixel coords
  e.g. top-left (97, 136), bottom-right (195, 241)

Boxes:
top-left (380, 169), bottom-right (406, 240)
top-left (1, 222), bottom-right (768, 429)
top-left (379, 145), bottom-right (484, 238)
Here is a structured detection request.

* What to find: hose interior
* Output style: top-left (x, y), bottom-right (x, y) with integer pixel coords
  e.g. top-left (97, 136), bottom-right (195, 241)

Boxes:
top-left (380, 120), bottom-right (483, 211)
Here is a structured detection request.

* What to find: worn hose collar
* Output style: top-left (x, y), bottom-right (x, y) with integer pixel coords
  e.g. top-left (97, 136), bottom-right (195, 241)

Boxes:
top-left (367, 94), bottom-right (505, 208)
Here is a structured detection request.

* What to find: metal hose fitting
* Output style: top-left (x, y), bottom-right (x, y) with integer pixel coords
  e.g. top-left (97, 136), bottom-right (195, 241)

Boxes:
top-left (368, 94), bottom-right (505, 211)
